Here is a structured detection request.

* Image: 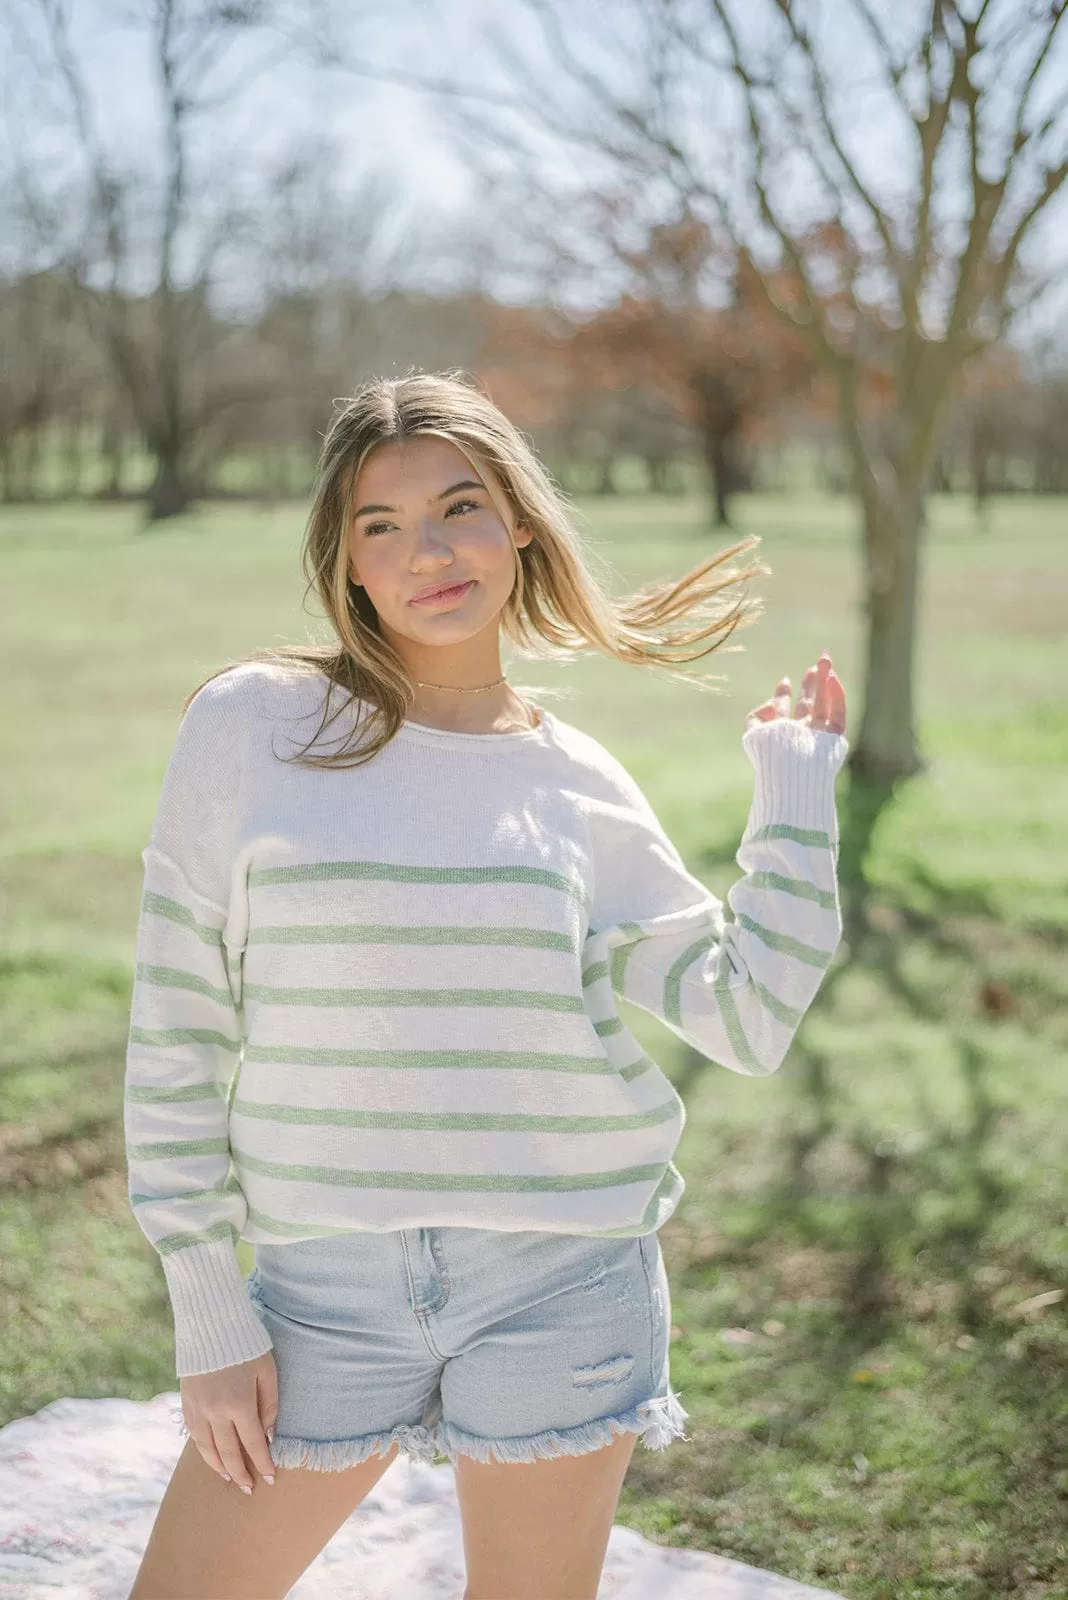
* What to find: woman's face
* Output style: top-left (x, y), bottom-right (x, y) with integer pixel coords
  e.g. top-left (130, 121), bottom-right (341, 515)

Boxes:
top-left (345, 435), bottom-right (532, 648)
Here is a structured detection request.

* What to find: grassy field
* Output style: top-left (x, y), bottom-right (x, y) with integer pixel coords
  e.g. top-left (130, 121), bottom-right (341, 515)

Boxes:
top-left (1, 490), bottom-right (1065, 1599)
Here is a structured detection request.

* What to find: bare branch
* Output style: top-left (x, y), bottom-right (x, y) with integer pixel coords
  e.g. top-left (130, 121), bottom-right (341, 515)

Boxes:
top-left (988, 155), bottom-right (1068, 314)
top-left (705, 0), bottom-right (847, 374)
top-left (843, 0), bottom-right (910, 110)
top-left (768, 0), bottom-right (905, 283)
top-left (1010, 2), bottom-right (1067, 155)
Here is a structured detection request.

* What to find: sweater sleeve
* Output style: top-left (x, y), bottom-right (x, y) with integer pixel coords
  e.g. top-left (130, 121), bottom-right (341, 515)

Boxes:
top-left (581, 717), bottom-right (849, 1076)
top-left (123, 670), bottom-right (275, 1378)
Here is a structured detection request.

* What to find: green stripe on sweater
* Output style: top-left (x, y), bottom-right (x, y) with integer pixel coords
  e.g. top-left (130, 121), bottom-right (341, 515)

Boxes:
top-left (713, 962), bottom-right (766, 1072)
top-left (129, 1025), bottom-right (241, 1051)
top-left (231, 1147), bottom-right (670, 1194)
top-left (126, 1041), bottom-right (660, 1086)
top-left (734, 912), bottom-right (835, 968)
top-left (746, 822), bottom-right (832, 849)
top-left (142, 891), bottom-right (224, 943)
top-left (130, 1176), bottom-right (244, 1208)
top-left (243, 1043), bottom-right (641, 1075)
top-left (228, 1098), bottom-right (681, 1135)
top-left (126, 1136), bottom-right (231, 1161)
top-left (663, 933), bottom-right (722, 1027)
top-left (248, 859), bottom-right (590, 908)
top-left (241, 983), bottom-right (588, 1011)
top-left (136, 964), bottom-right (234, 1008)
top-left (246, 922), bottom-right (576, 950)
top-left (745, 871), bottom-right (838, 910)
top-left (127, 1082), bottom-right (226, 1104)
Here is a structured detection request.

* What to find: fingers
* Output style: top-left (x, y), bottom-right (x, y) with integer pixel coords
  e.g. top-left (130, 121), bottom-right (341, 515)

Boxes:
top-left (191, 1413), bottom-right (275, 1494)
top-left (796, 654), bottom-right (829, 723)
top-left (821, 669), bottom-right (847, 733)
top-left (213, 1417), bottom-right (257, 1494)
top-left (188, 1417), bottom-right (236, 1484)
top-left (181, 1357), bottom-right (278, 1495)
top-left (744, 651), bottom-right (847, 736)
top-left (804, 651), bottom-right (846, 733)
top-left (743, 674), bottom-right (790, 733)
top-left (255, 1363), bottom-right (279, 1485)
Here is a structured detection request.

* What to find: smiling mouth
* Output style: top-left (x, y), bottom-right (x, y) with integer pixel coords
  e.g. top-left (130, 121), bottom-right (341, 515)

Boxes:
top-left (409, 580), bottom-right (475, 605)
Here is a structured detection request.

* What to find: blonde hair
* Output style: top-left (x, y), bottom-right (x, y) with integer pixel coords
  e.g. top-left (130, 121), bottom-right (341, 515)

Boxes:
top-left (185, 369), bottom-right (770, 767)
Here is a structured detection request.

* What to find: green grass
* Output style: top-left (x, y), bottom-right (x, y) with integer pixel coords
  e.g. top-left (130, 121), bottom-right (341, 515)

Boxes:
top-left (2, 490), bottom-right (1066, 1599)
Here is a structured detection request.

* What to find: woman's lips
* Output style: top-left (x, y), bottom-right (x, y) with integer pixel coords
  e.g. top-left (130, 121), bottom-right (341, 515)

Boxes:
top-left (409, 580), bottom-right (475, 606)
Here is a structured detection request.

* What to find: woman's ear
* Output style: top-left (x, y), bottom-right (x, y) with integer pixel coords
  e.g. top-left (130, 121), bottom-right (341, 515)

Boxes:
top-left (513, 517), bottom-right (534, 549)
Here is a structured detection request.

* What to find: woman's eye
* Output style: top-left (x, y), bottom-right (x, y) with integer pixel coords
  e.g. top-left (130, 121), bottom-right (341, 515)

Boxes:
top-left (362, 498), bottom-right (480, 537)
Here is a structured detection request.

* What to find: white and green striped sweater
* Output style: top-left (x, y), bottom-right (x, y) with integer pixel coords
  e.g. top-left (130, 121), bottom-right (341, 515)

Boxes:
top-left (124, 662), bottom-right (849, 1376)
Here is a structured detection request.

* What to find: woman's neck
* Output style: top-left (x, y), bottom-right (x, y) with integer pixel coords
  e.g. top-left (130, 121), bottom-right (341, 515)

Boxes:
top-left (405, 680), bottom-right (539, 734)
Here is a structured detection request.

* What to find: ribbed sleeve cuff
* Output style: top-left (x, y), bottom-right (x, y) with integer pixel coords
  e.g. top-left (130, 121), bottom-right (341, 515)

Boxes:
top-left (741, 720), bottom-right (849, 836)
top-left (161, 1237), bottom-right (275, 1378)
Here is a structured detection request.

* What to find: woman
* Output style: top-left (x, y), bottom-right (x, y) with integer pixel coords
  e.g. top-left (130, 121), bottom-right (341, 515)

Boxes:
top-left (125, 369), bottom-right (848, 1600)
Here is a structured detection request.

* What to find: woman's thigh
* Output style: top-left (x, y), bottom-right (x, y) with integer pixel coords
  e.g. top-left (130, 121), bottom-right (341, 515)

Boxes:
top-left (127, 1435), bottom-right (400, 1600)
top-left (455, 1430), bottom-right (639, 1600)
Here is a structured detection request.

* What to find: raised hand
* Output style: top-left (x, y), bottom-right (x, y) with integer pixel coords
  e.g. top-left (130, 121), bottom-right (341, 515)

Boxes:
top-left (744, 650), bottom-right (847, 737)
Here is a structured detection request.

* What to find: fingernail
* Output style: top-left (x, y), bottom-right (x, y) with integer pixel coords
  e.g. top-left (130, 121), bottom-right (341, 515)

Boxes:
top-left (267, 1427), bottom-right (274, 1442)
top-left (221, 1474), bottom-right (231, 1482)
top-left (240, 1484), bottom-right (252, 1496)
top-left (264, 1473), bottom-right (275, 1485)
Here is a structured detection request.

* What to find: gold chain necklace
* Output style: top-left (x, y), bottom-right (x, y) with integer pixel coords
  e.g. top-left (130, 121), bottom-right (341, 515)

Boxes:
top-left (412, 676), bottom-right (506, 692)
top-left (410, 675), bottom-right (538, 729)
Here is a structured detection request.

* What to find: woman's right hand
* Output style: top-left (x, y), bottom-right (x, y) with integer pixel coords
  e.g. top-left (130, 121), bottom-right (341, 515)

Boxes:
top-left (179, 1350), bottom-right (278, 1493)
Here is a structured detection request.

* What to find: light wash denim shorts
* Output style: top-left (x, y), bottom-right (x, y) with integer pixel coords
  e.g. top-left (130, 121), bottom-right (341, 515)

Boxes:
top-left (244, 1225), bottom-right (690, 1472)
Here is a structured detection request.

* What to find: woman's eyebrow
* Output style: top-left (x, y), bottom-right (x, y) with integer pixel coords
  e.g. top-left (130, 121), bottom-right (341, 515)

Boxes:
top-left (352, 479), bottom-right (486, 518)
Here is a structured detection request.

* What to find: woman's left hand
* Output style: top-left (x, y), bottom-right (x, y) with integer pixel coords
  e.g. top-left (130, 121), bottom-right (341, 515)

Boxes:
top-left (744, 650), bottom-right (847, 737)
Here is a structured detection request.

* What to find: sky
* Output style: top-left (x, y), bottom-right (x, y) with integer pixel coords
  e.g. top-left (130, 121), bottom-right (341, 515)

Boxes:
top-left (2, 0), bottom-right (1066, 345)
top-left (1, 0), bottom-right (514, 248)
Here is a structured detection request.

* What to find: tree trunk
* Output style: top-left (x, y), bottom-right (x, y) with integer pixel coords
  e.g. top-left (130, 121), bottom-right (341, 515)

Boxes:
top-left (645, 452), bottom-right (676, 493)
top-left (101, 410), bottom-right (125, 499)
top-left (147, 436), bottom-right (192, 521)
top-left (692, 369), bottom-right (744, 527)
top-left (62, 419), bottom-right (84, 499)
top-left (21, 426), bottom-right (42, 501)
top-left (851, 478), bottom-right (926, 784)
top-left (596, 457), bottom-right (617, 494)
top-left (702, 425), bottom-right (743, 526)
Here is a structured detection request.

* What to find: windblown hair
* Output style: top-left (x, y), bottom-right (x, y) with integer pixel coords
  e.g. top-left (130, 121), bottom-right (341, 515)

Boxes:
top-left (185, 369), bottom-right (770, 768)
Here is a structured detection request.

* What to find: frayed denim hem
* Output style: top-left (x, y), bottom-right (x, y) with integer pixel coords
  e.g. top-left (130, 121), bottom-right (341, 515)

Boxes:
top-left (432, 1387), bottom-right (690, 1466)
top-left (267, 1420), bottom-right (440, 1472)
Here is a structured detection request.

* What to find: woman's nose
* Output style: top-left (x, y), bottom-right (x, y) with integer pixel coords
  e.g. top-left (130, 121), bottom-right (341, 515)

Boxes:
top-left (412, 519), bottom-right (452, 556)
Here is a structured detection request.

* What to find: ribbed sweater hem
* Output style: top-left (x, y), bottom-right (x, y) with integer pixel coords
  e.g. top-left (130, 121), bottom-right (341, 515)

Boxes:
top-left (161, 1237), bottom-right (275, 1377)
top-left (741, 721), bottom-right (848, 837)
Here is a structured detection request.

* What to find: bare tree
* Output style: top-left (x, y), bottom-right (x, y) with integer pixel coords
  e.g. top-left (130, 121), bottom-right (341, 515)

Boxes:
top-left (389, 0), bottom-right (1068, 782)
top-left (16, 0), bottom-right (303, 520)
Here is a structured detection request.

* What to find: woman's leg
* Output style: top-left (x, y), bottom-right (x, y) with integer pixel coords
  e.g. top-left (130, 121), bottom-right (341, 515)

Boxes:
top-left (455, 1430), bottom-right (639, 1600)
top-left (127, 1435), bottom-right (402, 1600)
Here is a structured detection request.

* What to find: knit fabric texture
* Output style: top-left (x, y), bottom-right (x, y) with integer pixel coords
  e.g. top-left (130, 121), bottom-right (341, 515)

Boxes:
top-left (123, 662), bottom-right (850, 1376)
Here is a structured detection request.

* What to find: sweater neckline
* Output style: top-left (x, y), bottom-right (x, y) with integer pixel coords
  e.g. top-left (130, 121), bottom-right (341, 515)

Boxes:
top-left (307, 668), bottom-right (555, 749)
top-left (394, 703), bottom-right (554, 747)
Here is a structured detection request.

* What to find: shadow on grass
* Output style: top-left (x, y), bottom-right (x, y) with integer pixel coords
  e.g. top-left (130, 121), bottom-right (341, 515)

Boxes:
top-left (632, 763), bottom-right (1068, 1592)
